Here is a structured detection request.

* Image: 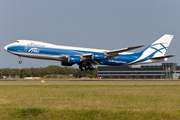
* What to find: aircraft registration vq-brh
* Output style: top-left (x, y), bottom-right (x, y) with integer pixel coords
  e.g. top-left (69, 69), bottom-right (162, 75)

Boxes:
top-left (4, 34), bottom-right (175, 71)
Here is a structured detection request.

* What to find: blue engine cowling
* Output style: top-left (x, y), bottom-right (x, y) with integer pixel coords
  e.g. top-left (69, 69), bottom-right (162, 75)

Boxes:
top-left (68, 56), bottom-right (81, 64)
top-left (92, 53), bottom-right (105, 61)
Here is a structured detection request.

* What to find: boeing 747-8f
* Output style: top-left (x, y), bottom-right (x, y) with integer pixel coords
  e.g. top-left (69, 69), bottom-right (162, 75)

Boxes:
top-left (4, 34), bottom-right (175, 71)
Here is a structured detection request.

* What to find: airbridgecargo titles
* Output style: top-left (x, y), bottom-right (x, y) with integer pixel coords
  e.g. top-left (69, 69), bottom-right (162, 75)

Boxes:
top-left (4, 34), bottom-right (175, 71)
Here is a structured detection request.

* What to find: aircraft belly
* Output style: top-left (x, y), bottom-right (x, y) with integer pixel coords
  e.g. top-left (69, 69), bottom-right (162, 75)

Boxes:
top-left (8, 51), bottom-right (62, 61)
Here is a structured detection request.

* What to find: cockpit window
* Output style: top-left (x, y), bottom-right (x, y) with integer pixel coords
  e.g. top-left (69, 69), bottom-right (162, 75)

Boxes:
top-left (15, 41), bottom-right (19, 43)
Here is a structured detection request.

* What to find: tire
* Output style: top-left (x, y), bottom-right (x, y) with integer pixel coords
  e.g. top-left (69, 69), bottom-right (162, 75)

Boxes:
top-left (19, 60), bottom-right (22, 64)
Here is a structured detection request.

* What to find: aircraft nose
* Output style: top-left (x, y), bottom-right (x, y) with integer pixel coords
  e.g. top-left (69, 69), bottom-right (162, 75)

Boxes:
top-left (4, 45), bottom-right (8, 51)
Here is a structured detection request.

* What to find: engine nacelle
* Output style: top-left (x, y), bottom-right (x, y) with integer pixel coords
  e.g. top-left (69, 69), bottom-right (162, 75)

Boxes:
top-left (61, 61), bottom-right (73, 66)
top-left (68, 56), bottom-right (81, 64)
top-left (92, 53), bottom-right (105, 61)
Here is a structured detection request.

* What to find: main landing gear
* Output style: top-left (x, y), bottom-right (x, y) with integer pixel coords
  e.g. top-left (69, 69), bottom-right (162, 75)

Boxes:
top-left (19, 57), bottom-right (22, 64)
top-left (79, 64), bottom-right (94, 71)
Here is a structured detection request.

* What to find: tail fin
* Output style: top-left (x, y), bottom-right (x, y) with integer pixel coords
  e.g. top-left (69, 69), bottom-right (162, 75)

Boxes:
top-left (140, 34), bottom-right (174, 58)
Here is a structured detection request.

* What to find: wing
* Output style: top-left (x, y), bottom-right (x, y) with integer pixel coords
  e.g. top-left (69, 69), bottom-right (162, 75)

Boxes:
top-left (80, 45), bottom-right (144, 65)
top-left (104, 45), bottom-right (144, 58)
top-left (59, 55), bottom-right (68, 60)
top-left (60, 45), bottom-right (144, 66)
top-left (80, 45), bottom-right (144, 59)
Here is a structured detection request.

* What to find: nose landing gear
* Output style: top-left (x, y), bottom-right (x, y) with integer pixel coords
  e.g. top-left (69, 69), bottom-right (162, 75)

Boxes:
top-left (19, 60), bottom-right (22, 64)
top-left (19, 57), bottom-right (22, 64)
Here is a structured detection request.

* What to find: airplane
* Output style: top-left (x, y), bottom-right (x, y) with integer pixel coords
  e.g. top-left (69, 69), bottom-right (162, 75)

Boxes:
top-left (4, 34), bottom-right (175, 71)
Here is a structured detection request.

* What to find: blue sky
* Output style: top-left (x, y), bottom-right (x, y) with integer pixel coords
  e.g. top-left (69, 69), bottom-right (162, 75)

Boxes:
top-left (0, 1), bottom-right (179, 68)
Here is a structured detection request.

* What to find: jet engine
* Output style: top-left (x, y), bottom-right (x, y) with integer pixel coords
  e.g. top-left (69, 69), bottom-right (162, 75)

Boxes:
top-left (92, 53), bottom-right (105, 61)
top-left (68, 56), bottom-right (81, 64)
top-left (61, 56), bottom-right (81, 66)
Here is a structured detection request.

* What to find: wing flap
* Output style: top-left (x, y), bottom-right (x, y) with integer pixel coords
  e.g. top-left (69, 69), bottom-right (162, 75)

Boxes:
top-left (59, 55), bottom-right (69, 61)
top-left (81, 53), bottom-right (92, 60)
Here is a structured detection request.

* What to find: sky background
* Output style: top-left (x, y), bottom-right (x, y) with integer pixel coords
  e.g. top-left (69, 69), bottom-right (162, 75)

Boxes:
top-left (0, 1), bottom-right (179, 69)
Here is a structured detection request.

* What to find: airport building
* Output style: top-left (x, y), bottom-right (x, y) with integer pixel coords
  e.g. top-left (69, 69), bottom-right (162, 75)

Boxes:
top-left (97, 63), bottom-right (180, 79)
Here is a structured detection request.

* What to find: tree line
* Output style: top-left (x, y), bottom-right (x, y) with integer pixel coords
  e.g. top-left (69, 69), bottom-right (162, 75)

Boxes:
top-left (0, 65), bottom-right (97, 79)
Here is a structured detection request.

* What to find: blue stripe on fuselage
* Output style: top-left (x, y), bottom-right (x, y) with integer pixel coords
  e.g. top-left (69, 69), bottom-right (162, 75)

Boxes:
top-left (7, 45), bottom-right (101, 56)
top-left (100, 53), bottom-right (141, 65)
top-left (7, 45), bottom-right (142, 65)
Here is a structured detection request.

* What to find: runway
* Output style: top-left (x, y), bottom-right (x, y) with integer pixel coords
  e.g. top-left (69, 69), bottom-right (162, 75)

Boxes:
top-left (0, 79), bottom-right (180, 82)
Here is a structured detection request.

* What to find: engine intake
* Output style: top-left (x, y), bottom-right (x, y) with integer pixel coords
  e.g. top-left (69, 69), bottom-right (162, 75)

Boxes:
top-left (92, 53), bottom-right (105, 61)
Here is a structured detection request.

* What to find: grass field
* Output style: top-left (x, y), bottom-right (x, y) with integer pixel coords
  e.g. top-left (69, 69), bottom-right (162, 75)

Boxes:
top-left (0, 81), bottom-right (180, 119)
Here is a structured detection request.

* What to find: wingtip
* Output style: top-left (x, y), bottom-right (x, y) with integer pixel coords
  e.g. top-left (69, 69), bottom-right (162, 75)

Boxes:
top-left (129, 45), bottom-right (144, 49)
top-left (164, 34), bottom-right (174, 38)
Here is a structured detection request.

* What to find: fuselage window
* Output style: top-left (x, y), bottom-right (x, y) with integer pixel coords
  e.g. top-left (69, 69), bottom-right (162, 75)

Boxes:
top-left (15, 41), bottom-right (19, 43)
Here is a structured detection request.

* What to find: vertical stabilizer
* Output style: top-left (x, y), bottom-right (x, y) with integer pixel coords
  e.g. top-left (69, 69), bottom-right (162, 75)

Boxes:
top-left (128, 34), bottom-right (174, 65)
top-left (140, 34), bottom-right (174, 57)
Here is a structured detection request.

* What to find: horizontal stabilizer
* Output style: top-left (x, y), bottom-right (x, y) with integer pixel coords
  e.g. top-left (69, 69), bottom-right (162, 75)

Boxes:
top-left (148, 55), bottom-right (175, 60)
